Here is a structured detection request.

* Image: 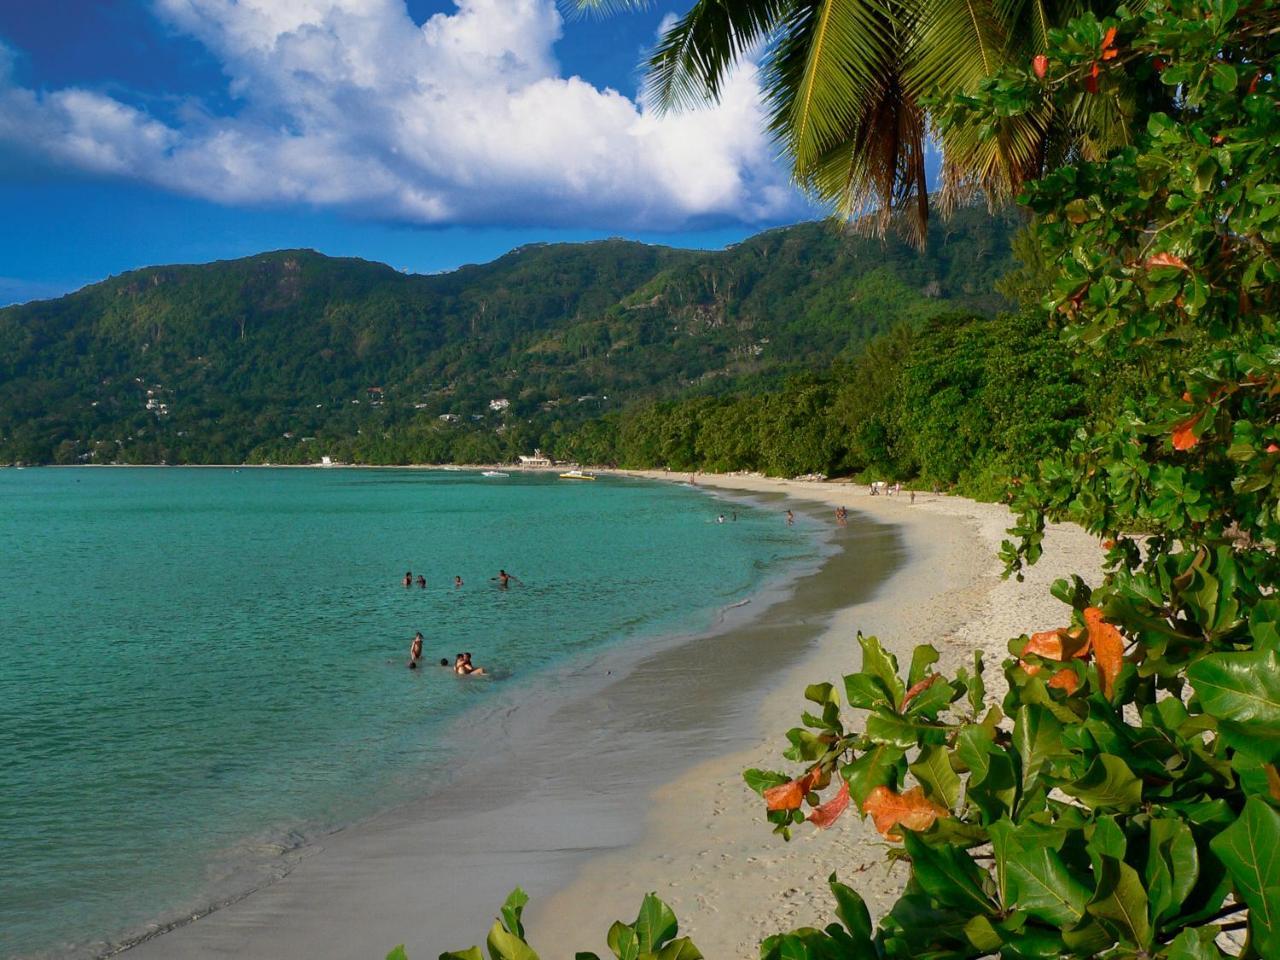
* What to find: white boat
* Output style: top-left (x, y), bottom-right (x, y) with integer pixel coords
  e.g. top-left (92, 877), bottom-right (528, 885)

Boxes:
top-left (559, 469), bottom-right (596, 481)
top-left (442, 465), bottom-right (464, 472)
top-left (482, 470), bottom-right (510, 478)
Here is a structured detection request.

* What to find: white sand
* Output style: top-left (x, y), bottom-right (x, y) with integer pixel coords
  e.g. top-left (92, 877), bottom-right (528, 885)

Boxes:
top-left (527, 473), bottom-right (1102, 957)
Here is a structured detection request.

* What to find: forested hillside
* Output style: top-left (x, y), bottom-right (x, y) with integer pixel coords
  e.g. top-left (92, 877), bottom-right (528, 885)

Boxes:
top-left (0, 205), bottom-right (1018, 465)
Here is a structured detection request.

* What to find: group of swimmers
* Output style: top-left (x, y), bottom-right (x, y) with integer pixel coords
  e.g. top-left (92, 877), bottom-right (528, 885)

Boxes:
top-left (402, 569), bottom-right (522, 590)
top-left (401, 568), bottom-right (523, 673)
top-left (407, 631), bottom-right (488, 675)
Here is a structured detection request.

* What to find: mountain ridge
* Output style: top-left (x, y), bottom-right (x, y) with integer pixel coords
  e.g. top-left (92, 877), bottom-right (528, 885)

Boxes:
top-left (0, 205), bottom-right (1022, 464)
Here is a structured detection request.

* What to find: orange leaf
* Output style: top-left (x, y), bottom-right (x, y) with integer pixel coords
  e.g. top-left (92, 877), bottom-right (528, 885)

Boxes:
top-left (1084, 607), bottom-right (1124, 697)
top-left (1022, 627), bottom-right (1090, 661)
top-left (1267, 444), bottom-right (1280, 454)
top-left (1032, 54), bottom-right (1049, 79)
top-left (808, 780), bottom-right (850, 829)
top-left (1102, 26), bottom-right (1117, 49)
top-left (764, 769), bottom-right (818, 811)
top-left (1172, 413), bottom-right (1202, 451)
top-left (862, 785), bottom-right (949, 841)
top-left (901, 674), bottom-right (941, 712)
top-left (1145, 251), bottom-right (1189, 270)
top-left (1020, 659), bottom-right (1042, 677)
top-left (1048, 669), bottom-right (1081, 694)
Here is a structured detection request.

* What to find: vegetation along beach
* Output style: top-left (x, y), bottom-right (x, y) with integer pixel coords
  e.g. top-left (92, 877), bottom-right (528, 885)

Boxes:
top-left (1, 1), bottom-right (1277, 960)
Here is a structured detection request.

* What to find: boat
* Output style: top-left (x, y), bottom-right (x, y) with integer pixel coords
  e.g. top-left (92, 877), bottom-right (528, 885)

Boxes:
top-left (558, 469), bottom-right (596, 481)
top-left (441, 465), bottom-right (464, 472)
top-left (481, 470), bottom-right (510, 478)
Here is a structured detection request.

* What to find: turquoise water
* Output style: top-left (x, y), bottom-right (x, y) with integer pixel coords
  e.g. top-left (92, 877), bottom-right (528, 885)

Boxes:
top-left (0, 468), bottom-right (812, 959)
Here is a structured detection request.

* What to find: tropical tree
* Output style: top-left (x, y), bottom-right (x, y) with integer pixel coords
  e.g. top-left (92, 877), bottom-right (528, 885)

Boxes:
top-left (574, 0), bottom-right (1135, 240)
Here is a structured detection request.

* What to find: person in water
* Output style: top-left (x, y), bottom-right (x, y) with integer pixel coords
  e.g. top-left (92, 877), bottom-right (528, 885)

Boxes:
top-left (403, 571), bottom-right (413, 587)
top-left (439, 658), bottom-right (450, 667)
top-left (409, 632), bottom-right (424, 665)
top-left (491, 569), bottom-right (522, 588)
top-left (416, 574), bottom-right (426, 588)
top-left (454, 575), bottom-right (464, 589)
top-left (456, 651), bottom-right (486, 676)
top-left (786, 509), bottom-right (794, 526)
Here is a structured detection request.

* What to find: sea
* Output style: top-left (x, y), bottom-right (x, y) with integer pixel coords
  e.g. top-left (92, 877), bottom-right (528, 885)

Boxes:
top-left (0, 467), bottom-right (818, 959)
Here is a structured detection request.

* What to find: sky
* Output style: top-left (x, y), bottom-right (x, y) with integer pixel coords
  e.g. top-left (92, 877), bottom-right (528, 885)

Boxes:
top-left (0, 0), bottom-right (824, 305)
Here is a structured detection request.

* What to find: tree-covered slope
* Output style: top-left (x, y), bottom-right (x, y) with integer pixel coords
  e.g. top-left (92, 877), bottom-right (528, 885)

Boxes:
top-left (0, 204), bottom-right (1020, 464)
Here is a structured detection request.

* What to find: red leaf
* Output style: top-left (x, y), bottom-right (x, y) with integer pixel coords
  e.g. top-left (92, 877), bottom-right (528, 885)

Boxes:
top-left (764, 768), bottom-right (819, 811)
top-left (1022, 627), bottom-right (1090, 661)
top-left (1101, 27), bottom-right (1118, 60)
top-left (807, 780), bottom-right (850, 829)
top-left (1172, 413), bottom-right (1202, 451)
top-left (1032, 55), bottom-right (1049, 79)
top-left (1145, 251), bottom-right (1190, 271)
top-left (1085, 607), bottom-right (1124, 698)
top-left (1085, 61), bottom-right (1100, 94)
top-left (862, 786), bottom-right (948, 841)
top-left (1266, 443), bottom-right (1279, 454)
top-left (1048, 669), bottom-right (1081, 694)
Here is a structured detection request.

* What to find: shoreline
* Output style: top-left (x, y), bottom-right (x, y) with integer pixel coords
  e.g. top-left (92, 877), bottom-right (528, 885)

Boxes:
top-left (104, 471), bottom-right (1101, 960)
top-left (526, 472), bottom-right (1101, 956)
top-left (115, 481), bottom-right (900, 960)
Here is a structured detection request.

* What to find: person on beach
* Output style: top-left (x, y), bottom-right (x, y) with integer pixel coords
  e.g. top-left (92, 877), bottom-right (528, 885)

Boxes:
top-left (454, 575), bottom-right (463, 589)
top-left (786, 509), bottom-right (794, 526)
top-left (491, 569), bottom-right (522, 589)
top-left (403, 571), bottom-right (412, 587)
top-left (416, 574), bottom-right (426, 588)
top-left (410, 632), bottom-right (424, 664)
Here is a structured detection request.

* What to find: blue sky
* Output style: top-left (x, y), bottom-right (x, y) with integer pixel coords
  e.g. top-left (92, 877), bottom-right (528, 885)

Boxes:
top-left (0, 0), bottom-right (820, 305)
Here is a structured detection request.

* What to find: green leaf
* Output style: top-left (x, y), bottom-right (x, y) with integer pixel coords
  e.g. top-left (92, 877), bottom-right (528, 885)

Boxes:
top-left (828, 874), bottom-right (873, 944)
top-left (1061, 754), bottom-right (1142, 811)
top-left (744, 769), bottom-right (790, 797)
top-left (501, 888), bottom-right (529, 939)
top-left (441, 950), bottom-right (484, 960)
top-left (1086, 856), bottom-right (1152, 949)
top-left (990, 818), bottom-right (1090, 926)
top-left (1146, 817), bottom-right (1199, 924)
top-left (908, 644), bottom-right (939, 687)
top-left (1210, 797), bottom-right (1280, 957)
top-left (967, 651), bottom-right (986, 717)
top-left (858, 634), bottom-right (905, 711)
top-left (605, 921), bottom-right (639, 960)
top-left (864, 710), bottom-right (943, 748)
top-left (487, 921), bottom-right (540, 960)
top-left (902, 831), bottom-right (995, 916)
top-left (654, 939), bottom-right (702, 960)
top-left (1187, 649), bottom-right (1280, 741)
top-left (1012, 704), bottom-right (1065, 797)
top-left (633, 894), bottom-right (678, 953)
top-left (804, 682), bottom-right (837, 707)
top-left (387, 947), bottom-right (409, 960)
top-left (908, 743), bottom-right (960, 810)
top-left (841, 744), bottom-right (903, 806)
top-left (1165, 926), bottom-right (1227, 960)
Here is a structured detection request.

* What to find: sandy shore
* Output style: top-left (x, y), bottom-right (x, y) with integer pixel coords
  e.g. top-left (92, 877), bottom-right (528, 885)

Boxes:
top-left (526, 472), bottom-right (1101, 957)
top-left (115, 471), bottom-right (1100, 960)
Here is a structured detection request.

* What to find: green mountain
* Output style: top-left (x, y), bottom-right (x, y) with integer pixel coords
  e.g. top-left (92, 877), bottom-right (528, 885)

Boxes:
top-left (0, 204), bottom-right (1020, 465)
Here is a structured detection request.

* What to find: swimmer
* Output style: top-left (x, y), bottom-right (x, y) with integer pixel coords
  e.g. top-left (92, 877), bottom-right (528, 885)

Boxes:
top-left (416, 574), bottom-right (426, 588)
top-left (457, 651), bottom-right (487, 676)
top-left (403, 571), bottom-right (412, 587)
top-left (439, 658), bottom-right (450, 667)
top-left (786, 509), bottom-right (794, 526)
top-left (717, 514), bottom-right (725, 524)
top-left (454, 575), bottom-right (464, 589)
top-left (491, 569), bottom-right (522, 588)
top-left (409, 631), bottom-right (424, 663)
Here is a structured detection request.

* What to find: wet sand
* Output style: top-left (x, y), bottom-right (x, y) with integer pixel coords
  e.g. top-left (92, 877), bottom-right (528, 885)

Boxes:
top-left (121, 488), bottom-right (906, 959)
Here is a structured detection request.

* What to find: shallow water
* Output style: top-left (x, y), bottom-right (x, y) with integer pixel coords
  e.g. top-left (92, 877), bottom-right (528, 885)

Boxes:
top-left (0, 467), bottom-right (813, 959)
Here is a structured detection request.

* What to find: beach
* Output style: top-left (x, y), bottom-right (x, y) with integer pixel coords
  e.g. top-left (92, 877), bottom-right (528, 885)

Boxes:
top-left (114, 472), bottom-right (1101, 960)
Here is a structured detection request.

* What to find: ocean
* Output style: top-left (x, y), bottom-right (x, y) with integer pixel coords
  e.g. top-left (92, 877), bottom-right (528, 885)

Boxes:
top-left (0, 467), bottom-right (816, 959)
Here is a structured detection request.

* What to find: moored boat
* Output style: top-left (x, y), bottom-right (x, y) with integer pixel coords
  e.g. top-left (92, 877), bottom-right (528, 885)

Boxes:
top-left (558, 469), bottom-right (596, 481)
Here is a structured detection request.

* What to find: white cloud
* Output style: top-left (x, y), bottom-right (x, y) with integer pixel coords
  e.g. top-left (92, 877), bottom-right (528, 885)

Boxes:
top-left (0, 0), bottom-right (804, 229)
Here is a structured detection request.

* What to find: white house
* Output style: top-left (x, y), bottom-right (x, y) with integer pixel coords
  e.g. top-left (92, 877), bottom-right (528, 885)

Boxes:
top-left (489, 398), bottom-right (510, 412)
top-left (518, 450), bottom-right (552, 467)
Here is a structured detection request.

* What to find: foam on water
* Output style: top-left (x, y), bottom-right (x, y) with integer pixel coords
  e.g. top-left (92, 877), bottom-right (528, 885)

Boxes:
top-left (0, 467), bottom-right (814, 958)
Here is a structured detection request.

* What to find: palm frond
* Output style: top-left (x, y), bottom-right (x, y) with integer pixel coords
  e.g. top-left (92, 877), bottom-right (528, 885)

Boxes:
top-left (562, 0), bottom-right (650, 22)
top-left (645, 0), bottom-right (797, 112)
top-left (908, 0), bottom-right (1006, 98)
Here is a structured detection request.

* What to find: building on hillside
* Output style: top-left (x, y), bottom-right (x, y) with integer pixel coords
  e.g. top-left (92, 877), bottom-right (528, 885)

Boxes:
top-left (489, 398), bottom-right (510, 411)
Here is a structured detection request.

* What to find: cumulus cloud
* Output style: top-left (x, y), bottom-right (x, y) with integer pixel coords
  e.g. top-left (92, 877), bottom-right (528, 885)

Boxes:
top-left (0, 0), bottom-right (804, 229)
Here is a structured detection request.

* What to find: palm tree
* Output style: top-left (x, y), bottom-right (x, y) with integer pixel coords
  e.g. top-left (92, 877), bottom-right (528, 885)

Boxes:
top-left (573, 0), bottom-right (1129, 241)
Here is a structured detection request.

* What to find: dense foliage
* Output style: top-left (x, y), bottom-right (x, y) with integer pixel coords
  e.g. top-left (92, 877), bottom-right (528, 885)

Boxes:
top-left (439, 2), bottom-right (1280, 960)
top-left (0, 207), bottom-right (1015, 466)
top-left (559, 309), bottom-right (1086, 499)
